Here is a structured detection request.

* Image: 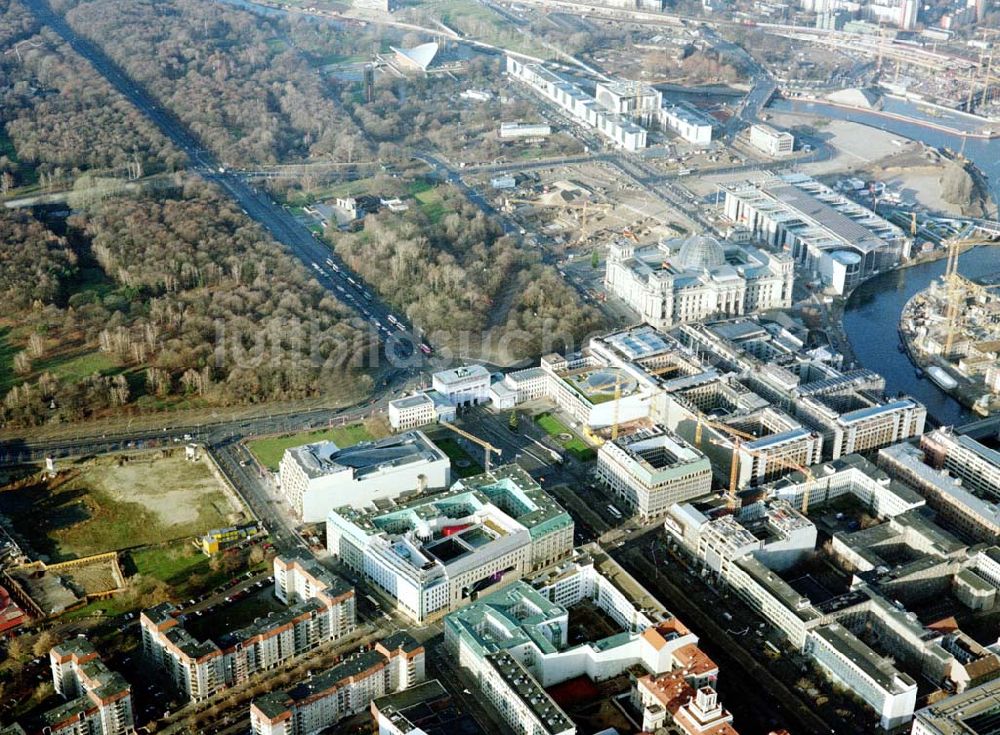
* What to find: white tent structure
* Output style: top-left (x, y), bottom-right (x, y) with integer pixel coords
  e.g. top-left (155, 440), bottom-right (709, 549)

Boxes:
top-left (391, 42), bottom-right (439, 71)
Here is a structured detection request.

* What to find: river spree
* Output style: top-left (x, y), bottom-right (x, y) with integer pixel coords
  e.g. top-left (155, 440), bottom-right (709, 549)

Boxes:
top-left (843, 246), bottom-right (1000, 426)
top-left (770, 99), bottom-right (1000, 425)
top-left (770, 99), bottom-right (1000, 204)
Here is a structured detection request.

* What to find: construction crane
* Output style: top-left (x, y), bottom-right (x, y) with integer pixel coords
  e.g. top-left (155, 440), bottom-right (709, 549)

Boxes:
top-left (610, 372), bottom-right (624, 442)
top-left (693, 416), bottom-right (757, 512)
top-left (439, 421), bottom-right (501, 474)
top-left (943, 235), bottom-right (996, 357)
top-left (695, 415), bottom-right (814, 512)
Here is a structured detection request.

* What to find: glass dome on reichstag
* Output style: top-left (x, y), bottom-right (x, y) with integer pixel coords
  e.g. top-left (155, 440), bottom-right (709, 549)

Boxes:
top-left (676, 235), bottom-right (727, 271)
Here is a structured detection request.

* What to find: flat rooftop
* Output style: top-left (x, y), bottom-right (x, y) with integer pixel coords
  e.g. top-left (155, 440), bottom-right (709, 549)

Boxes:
top-left (253, 649), bottom-right (387, 719)
top-left (390, 393), bottom-right (434, 410)
top-left (285, 430), bottom-right (447, 479)
top-left (913, 677), bottom-right (1000, 735)
top-left (433, 364), bottom-right (490, 386)
top-left (485, 651), bottom-right (574, 735)
top-left (813, 623), bottom-right (916, 694)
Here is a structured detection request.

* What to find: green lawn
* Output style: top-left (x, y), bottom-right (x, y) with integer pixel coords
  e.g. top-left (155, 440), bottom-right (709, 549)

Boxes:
top-left (247, 423), bottom-right (375, 470)
top-left (71, 265), bottom-right (117, 302)
top-left (534, 413), bottom-right (595, 462)
top-left (130, 543), bottom-right (210, 586)
top-left (36, 350), bottom-right (119, 382)
top-left (0, 127), bottom-right (37, 188)
top-left (61, 597), bottom-right (132, 621)
top-left (436, 437), bottom-right (483, 478)
top-left (410, 0), bottom-right (548, 57)
top-left (411, 184), bottom-right (450, 224)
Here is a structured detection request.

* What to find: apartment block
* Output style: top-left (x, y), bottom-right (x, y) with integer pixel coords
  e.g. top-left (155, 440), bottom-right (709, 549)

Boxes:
top-left (141, 556), bottom-right (355, 701)
top-left (250, 633), bottom-right (424, 735)
top-left (43, 638), bottom-right (134, 735)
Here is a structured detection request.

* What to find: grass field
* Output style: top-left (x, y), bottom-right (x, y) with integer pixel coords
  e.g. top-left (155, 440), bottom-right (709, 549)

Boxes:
top-left (35, 350), bottom-right (119, 382)
top-left (247, 423), bottom-right (376, 470)
top-left (0, 452), bottom-right (245, 561)
top-left (436, 437), bottom-right (483, 477)
top-left (535, 413), bottom-right (595, 462)
top-left (129, 541), bottom-right (266, 597)
top-left (408, 180), bottom-right (451, 224)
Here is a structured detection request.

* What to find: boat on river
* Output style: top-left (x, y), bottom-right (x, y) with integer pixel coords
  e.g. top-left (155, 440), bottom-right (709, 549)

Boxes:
top-left (927, 366), bottom-right (958, 391)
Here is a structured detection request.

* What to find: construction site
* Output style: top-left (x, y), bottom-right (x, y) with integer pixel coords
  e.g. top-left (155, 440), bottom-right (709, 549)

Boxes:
top-left (900, 237), bottom-right (1000, 415)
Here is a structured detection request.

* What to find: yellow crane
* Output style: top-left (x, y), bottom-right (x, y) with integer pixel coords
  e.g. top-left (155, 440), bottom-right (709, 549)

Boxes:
top-left (696, 415), bottom-right (815, 512)
top-left (610, 372), bottom-right (624, 442)
top-left (943, 235), bottom-right (997, 357)
top-left (439, 421), bottom-right (501, 474)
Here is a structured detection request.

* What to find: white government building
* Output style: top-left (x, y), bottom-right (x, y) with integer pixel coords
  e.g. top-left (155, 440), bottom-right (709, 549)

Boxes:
top-left (605, 235), bottom-right (794, 330)
top-left (278, 430), bottom-right (450, 522)
top-left (326, 465), bottom-right (574, 623)
top-left (506, 56), bottom-right (648, 152)
top-left (659, 101), bottom-right (716, 145)
top-left (721, 172), bottom-right (911, 294)
top-left (596, 425), bottom-right (712, 521)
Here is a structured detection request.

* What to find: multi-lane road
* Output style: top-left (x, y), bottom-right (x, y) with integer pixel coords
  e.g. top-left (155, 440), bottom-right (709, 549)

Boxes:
top-left (24, 0), bottom-right (427, 366)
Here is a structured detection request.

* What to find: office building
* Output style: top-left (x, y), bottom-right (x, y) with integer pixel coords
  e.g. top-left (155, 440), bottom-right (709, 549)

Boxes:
top-left (141, 556), bottom-right (355, 701)
top-left (665, 498), bottom-right (817, 575)
top-left (596, 425), bottom-right (712, 520)
top-left (912, 678), bottom-right (1000, 735)
top-left (878, 440), bottom-right (1000, 543)
top-left (42, 638), bottom-right (134, 735)
top-left (431, 364), bottom-right (491, 406)
top-left (250, 633), bottom-right (424, 735)
top-left (279, 431), bottom-right (450, 522)
top-left (595, 80), bottom-right (663, 125)
top-left (921, 428), bottom-right (1000, 500)
top-left (768, 453), bottom-right (925, 519)
top-left (327, 465), bottom-right (573, 623)
top-left (506, 57), bottom-right (648, 152)
top-left (749, 124), bottom-right (794, 156)
top-left (797, 395), bottom-right (926, 460)
top-left (605, 235), bottom-right (794, 330)
top-left (805, 623), bottom-right (917, 730)
top-left (721, 172), bottom-right (911, 294)
top-left (371, 680), bottom-right (483, 735)
top-left (388, 393), bottom-right (437, 431)
top-left (489, 366), bottom-right (549, 409)
top-left (659, 102), bottom-right (715, 145)
top-left (446, 546), bottom-right (720, 735)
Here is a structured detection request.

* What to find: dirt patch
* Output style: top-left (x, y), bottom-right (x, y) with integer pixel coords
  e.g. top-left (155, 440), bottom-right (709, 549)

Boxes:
top-left (0, 451), bottom-right (247, 561)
